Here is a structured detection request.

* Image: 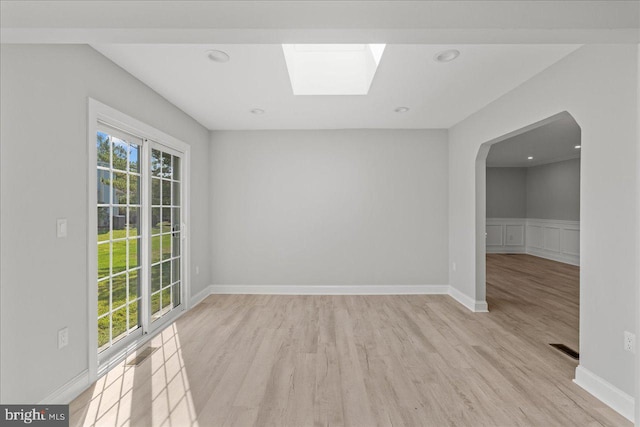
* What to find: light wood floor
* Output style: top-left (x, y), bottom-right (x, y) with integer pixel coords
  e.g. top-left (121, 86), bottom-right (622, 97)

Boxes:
top-left (70, 254), bottom-right (630, 426)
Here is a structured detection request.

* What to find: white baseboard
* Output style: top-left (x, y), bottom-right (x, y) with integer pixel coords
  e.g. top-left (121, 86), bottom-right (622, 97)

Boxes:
top-left (448, 287), bottom-right (489, 312)
top-left (210, 284), bottom-right (449, 295)
top-left (574, 365), bottom-right (634, 422)
top-left (39, 370), bottom-right (90, 404)
top-left (526, 248), bottom-right (580, 266)
top-left (189, 284), bottom-right (214, 308)
top-left (486, 246), bottom-right (526, 254)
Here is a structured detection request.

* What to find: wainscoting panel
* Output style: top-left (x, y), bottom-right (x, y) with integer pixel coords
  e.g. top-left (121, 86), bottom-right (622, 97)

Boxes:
top-left (487, 218), bottom-right (580, 265)
top-left (505, 224), bottom-right (525, 246)
top-left (486, 225), bottom-right (504, 246)
top-left (543, 226), bottom-right (561, 252)
top-left (486, 219), bottom-right (526, 254)
top-left (527, 225), bottom-right (543, 249)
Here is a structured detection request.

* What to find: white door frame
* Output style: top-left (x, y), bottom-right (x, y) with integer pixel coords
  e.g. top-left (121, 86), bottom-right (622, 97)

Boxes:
top-left (87, 98), bottom-right (191, 382)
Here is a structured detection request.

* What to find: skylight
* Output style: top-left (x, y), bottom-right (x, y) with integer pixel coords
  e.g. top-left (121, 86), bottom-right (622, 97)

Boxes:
top-left (282, 44), bottom-right (386, 95)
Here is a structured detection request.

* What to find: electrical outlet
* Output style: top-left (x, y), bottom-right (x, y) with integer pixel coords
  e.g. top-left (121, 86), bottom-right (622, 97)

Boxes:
top-left (452, 262), bottom-right (457, 272)
top-left (624, 331), bottom-right (635, 353)
top-left (58, 327), bottom-right (69, 349)
top-left (195, 265), bottom-right (200, 275)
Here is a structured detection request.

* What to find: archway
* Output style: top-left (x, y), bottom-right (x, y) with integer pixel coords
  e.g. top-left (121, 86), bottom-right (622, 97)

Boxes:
top-left (474, 111), bottom-right (581, 307)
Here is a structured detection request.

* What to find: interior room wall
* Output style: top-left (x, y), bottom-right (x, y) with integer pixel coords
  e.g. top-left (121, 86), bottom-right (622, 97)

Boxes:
top-left (0, 44), bottom-right (211, 403)
top-left (449, 44), bottom-right (638, 403)
top-left (526, 158), bottom-right (580, 221)
top-left (486, 158), bottom-right (580, 221)
top-left (209, 129), bottom-right (449, 287)
top-left (485, 167), bottom-right (527, 218)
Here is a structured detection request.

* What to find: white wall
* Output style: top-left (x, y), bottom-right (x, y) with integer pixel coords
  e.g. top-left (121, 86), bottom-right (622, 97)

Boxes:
top-left (527, 158), bottom-right (580, 221)
top-left (210, 129), bottom-right (449, 287)
top-left (486, 159), bottom-right (581, 221)
top-left (449, 44), bottom-right (638, 401)
top-left (0, 44), bottom-right (211, 403)
top-left (486, 167), bottom-right (527, 218)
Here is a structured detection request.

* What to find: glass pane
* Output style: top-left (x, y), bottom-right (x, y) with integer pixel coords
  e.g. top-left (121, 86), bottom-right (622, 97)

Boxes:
top-left (112, 206), bottom-right (126, 237)
top-left (98, 279), bottom-right (109, 316)
top-left (172, 283), bottom-right (181, 308)
top-left (129, 144), bottom-right (140, 173)
top-left (172, 182), bottom-right (180, 207)
top-left (97, 207), bottom-right (110, 242)
top-left (112, 138), bottom-right (128, 172)
top-left (171, 259), bottom-right (180, 284)
top-left (162, 288), bottom-right (171, 310)
top-left (172, 208), bottom-right (180, 232)
top-left (129, 174), bottom-right (140, 205)
top-left (151, 292), bottom-right (161, 316)
top-left (97, 243), bottom-right (110, 280)
top-left (162, 234), bottom-right (171, 261)
top-left (151, 236), bottom-right (161, 264)
top-left (151, 264), bottom-right (161, 293)
top-left (152, 207), bottom-right (161, 233)
top-left (113, 172), bottom-right (127, 205)
top-left (128, 207), bottom-right (140, 237)
top-left (128, 270), bottom-right (139, 301)
top-left (152, 178), bottom-right (160, 206)
top-left (161, 152), bottom-right (172, 180)
top-left (161, 208), bottom-right (172, 233)
top-left (97, 169), bottom-right (111, 205)
top-left (172, 233), bottom-right (180, 257)
top-left (112, 273), bottom-right (127, 309)
top-left (98, 315), bottom-right (110, 348)
top-left (128, 300), bottom-right (139, 331)
top-left (112, 305), bottom-right (127, 343)
top-left (172, 156), bottom-right (181, 181)
top-left (151, 149), bottom-right (161, 177)
top-left (97, 132), bottom-right (110, 167)
top-left (161, 260), bottom-right (171, 287)
top-left (112, 240), bottom-right (127, 275)
top-left (128, 238), bottom-right (140, 270)
top-left (162, 180), bottom-right (171, 206)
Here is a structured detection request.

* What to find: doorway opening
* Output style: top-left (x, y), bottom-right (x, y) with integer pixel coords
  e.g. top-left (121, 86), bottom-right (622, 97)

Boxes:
top-left (476, 111), bottom-right (581, 355)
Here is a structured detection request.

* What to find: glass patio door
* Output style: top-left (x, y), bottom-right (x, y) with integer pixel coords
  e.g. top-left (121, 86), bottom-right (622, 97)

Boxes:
top-left (149, 142), bottom-right (184, 328)
top-left (96, 126), bottom-right (185, 359)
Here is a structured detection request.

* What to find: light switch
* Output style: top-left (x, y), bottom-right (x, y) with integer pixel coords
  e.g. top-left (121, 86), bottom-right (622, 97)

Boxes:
top-left (57, 219), bottom-right (67, 238)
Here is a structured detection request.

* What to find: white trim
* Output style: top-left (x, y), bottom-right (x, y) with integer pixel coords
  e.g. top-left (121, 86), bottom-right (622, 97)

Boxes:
top-left (210, 284), bottom-right (450, 296)
top-left (485, 218), bottom-right (580, 266)
top-left (210, 283), bottom-right (488, 312)
top-left (448, 286), bottom-right (489, 312)
top-left (525, 247), bottom-right (579, 266)
top-left (574, 365), bottom-right (635, 422)
top-left (87, 98), bottom-right (191, 384)
top-left (190, 285), bottom-right (214, 308)
top-left (40, 370), bottom-right (90, 405)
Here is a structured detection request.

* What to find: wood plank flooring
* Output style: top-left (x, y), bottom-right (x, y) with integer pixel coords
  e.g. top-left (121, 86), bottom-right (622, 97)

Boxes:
top-left (70, 254), bottom-right (630, 426)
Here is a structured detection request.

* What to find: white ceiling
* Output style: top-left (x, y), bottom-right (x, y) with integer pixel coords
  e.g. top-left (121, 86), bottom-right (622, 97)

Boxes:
top-left (92, 44), bottom-right (580, 130)
top-left (486, 113), bottom-right (581, 167)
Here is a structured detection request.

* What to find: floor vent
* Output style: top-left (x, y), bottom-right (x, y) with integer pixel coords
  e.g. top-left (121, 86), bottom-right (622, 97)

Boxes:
top-left (549, 343), bottom-right (579, 360)
top-left (127, 347), bottom-right (159, 366)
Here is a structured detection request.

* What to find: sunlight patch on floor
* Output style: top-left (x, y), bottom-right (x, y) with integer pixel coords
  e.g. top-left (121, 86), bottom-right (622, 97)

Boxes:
top-left (75, 324), bottom-right (199, 427)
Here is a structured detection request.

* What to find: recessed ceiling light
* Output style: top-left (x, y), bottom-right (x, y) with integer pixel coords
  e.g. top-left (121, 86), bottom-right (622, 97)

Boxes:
top-left (250, 108), bottom-right (265, 115)
top-left (527, 156), bottom-right (534, 160)
top-left (575, 145), bottom-right (581, 149)
top-left (394, 107), bottom-right (410, 113)
top-left (434, 49), bottom-right (460, 63)
top-left (206, 50), bottom-right (230, 63)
